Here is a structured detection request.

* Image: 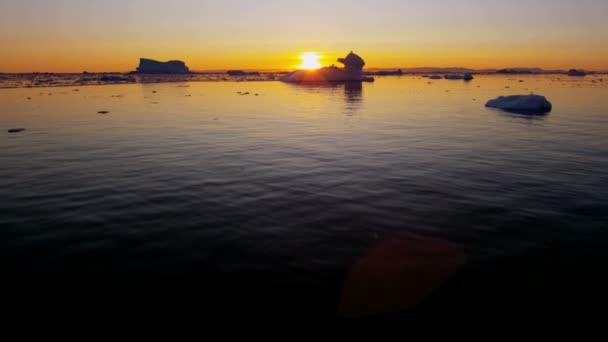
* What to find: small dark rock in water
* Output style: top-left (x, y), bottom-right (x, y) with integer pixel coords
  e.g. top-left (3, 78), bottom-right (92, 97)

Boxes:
top-left (486, 95), bottom-right (552, 115)
top-left (255, 94), bottom-right (259, 96)
top-left (73, 89), bottom-right (80, 91)
top-left (519, 80), bottom-right (524, 83)
top-left (505, 86), bottom-right (510, 88)
top-left (8, 128), bottom-right (26, 133)
top-left (97, 110), bottom-right (110, 114)
top-left (27, 97), bottom-right (31, 100)
top-left (186, 94), bottom-right (192, 97)
top-left (152, 91), bottom-right (157, 93)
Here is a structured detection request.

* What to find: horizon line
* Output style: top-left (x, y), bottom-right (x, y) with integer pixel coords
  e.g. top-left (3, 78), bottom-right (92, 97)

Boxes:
top-left (2, 66), bottom-right (606, 74)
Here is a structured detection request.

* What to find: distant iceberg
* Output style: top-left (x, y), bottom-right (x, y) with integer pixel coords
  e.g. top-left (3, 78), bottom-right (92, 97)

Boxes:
top-left (227, 70), bottom-right (260, 76)
top-left (280, 52), bottom-right (374, 83)
top-left (567, 69), bottom-right (586, 77)
top-left (374, 69), bottom-right (404, 76)
top-left (444, 72), bottom-right (474, 81)
top-left (136, 58), bottom-right (190, 74)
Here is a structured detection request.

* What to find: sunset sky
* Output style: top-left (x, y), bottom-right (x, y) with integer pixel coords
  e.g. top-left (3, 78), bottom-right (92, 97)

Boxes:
top-left (1, 0), bottom-right (607, 72)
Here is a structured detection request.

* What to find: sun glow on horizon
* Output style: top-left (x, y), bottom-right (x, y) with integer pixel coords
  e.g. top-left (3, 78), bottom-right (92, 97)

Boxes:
top-left (298, 52), bottom-right (322, 70)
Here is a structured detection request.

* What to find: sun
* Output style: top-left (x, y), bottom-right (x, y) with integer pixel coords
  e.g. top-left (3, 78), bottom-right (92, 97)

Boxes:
top-left (298, 52), bottom-right (322, 70)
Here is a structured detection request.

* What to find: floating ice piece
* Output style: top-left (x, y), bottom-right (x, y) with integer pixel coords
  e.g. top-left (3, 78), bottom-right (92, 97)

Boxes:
top-left (485, 95), bottom-right (552, 115)
top-left (568, 69), bottom-right (586, 77)
top-left (444, 73), bottom-right (474, 81)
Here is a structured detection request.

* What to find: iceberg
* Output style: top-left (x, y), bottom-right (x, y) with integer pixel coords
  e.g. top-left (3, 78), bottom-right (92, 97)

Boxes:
top-left (568, 69), bottom-right (587, 77)
top-left (136, 58), bottom-right (190, 74)
top-left (485, 95), bottom-right (552, 115)
top-left (280, 51), bottom-right (374, 83)
top-left (444, 72), bottom-right (474, 81)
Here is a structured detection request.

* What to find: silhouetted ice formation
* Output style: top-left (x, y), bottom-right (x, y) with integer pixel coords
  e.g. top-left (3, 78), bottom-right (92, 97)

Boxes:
top-left (136, 58), bottom-right (190, 74)
top-left (486, 95), bottom-right (552, 115)
top-left (568, 69), bottom-right (587, 77)
top-left (227, 70), bottom-right (260, 76)
top-left (374, 69), bottom-right (404, 76)
top-left (280, 51), bottom-right (374, 83)
top-left (444, 72), bottom-right (474, 81)
top-left (100, 75), bottom-right (136, 82)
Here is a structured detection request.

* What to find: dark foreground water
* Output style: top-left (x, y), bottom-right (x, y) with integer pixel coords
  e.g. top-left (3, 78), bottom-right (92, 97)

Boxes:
top-left (1, 75), bottom-right (608, 321)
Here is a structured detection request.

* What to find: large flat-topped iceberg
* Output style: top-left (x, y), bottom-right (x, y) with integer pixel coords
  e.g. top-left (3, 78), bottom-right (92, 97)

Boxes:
top-left (280, 51), bottom-right (374, 83)
top-left (486, 95), bottom-right (552, 115)
top-left (136, 58), bottom-right (190, 74)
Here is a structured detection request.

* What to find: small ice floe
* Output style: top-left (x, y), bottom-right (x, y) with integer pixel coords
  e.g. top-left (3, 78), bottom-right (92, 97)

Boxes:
top-left (485, 95), bottom-right (552, 115)
top-left (100, 75), bottom-right (136, 82)
top-left (444, 73), bottom-right (474, 81)
top-left (8, 128), bottom-right (26, 133)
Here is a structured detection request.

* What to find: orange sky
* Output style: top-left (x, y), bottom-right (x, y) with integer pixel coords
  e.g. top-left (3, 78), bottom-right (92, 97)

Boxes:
top-left (1, 0), bottom-right (607, 72)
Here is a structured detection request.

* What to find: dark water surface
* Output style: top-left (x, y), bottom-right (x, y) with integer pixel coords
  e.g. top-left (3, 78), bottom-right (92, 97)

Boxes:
top-left (1, 75), bottom-right (608, 320)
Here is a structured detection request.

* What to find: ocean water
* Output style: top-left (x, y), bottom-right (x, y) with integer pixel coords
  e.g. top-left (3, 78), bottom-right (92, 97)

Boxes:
top-left (1, 75), bottom-right (607, 319)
